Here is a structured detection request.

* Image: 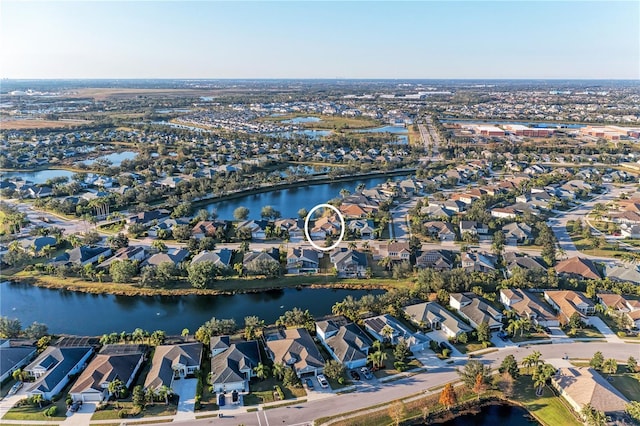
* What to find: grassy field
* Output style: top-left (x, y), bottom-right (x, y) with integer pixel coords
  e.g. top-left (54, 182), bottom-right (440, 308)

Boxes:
top-left (510, 333), bottom-right (550, 344)
top-left (1, 119), bottom-right (92, 129)
top-left (243, 377), bottom-right (306, 406)
top-left (569, 327), bottom-right (604, 339)
top-left (566, 227), bottom-right (628, 258)
top-left (512, 375), bottom-right (582, 426)
top-left (11, 270), bottom-right (415, 297)
top-left (258, 113), bottom-right (380, 130)
top-left (371, 347), bottom-right (423, 379)
top-left (91, 401), bottom-right (177, 420)
top-left (598, 313), bottom-right (640, 341)
top-left (407, 125), bottom-right (422, 146)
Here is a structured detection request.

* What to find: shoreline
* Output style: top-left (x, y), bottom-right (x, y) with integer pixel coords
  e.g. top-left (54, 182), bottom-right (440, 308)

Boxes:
top-left (4, 274), bottom-right (399, 297)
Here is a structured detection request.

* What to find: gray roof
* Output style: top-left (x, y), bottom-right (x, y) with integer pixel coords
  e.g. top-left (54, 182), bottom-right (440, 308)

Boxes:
top-left (190, 249), bottom-right (233, 268)
top-left (210, 341), bottom-right (260, 385)
top-left (324, 323), bottom-right (372, 364)
top-left (145, 343), bottom-right (202, 389)
top-left (0, 345), bottom-right (37, 378)
top-left (142, 248), bottom-right (189, 266)
top-left (605, 263), bottom-right (640, 284)
top-left (52, 246), bottom-right (111, 265)
top-left (403, 302), bottom-right (472, 335)
top-left (460, 298), bottom-right (502, 329)
top-left (25, 346), bottom-right (93, 394)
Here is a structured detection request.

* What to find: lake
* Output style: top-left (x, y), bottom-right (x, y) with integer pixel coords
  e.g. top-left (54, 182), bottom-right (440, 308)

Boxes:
top-left (1, 169), bottom-right (75, 184)
top-left (0, 282), bottom-right (383, 336)
top-left (205, 175), bottom-right (405, 220)
top-left (429, 403), bottom-right (538, 426)
top-left (356, 125), bottom-right (408, 134)
top-left (78, 151), bottom-right (138, 166)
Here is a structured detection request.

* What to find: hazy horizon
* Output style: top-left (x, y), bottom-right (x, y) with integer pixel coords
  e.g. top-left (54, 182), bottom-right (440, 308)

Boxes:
top-left (1, 1), bottom-right (638, 80)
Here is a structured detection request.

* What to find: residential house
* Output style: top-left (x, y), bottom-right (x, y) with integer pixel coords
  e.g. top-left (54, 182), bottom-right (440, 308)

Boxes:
top-left (502, 222), bottom-right (533, 245)
top-left (544, 290), bottom-right (596, 325)
top-left (597, 293), bottom-right (640, 329)
top-left (20, 236), bottom-right (57, 256)
top-left (500, 289), bottom-right (559, 327)
top-left (415, 250), bottom-right (454, 271)
top-left (310, 215), bottom-right (342, 239)
top-left (461, 251), bottom-right (496, 273)
top-left (552, 367), bottom-right (629, 422)
top-left (378, 242), bottom-right (411, 262)
top-left (347, 219), bottom-right (375, 239)
top-left (316, 316), bottom-right (372, 369)
top-left (423, 221), bottom-right (456, 242)
top-left (274, 218), bottom-right (305, 242)
top-left (420, 205), bottom-right (454, 219)
top-left (403, 302), bottom-right (473, 339)
top-left (190, 249), bottom-right (233, 270)
top-left (330, 249), bottom-right (368, 278)
top-left (142, 248), bottom-right (190, 267)
top-left (503, 252), bottom-right (546, 277)
top-left (237, 220), bottom-right (268, 240)
top-left (144, 343), bottom-right (203, 391)
top-left (243, 250), bottom-right (280, 275)
top-left (450, 293), bottom-right (503, 331)
top-left (555, 257), bottom-right (601, 280)
top-left (50, 246), bottom-right (112, 267)
top-left (264, 328), bottom-right (324, 377)
top-left (209, 336), bottom-right (260, 393)
top-left (191, 221), bottom-right (223, 240)
top-left (604, 262), bottom-right (640, 285)
top-left (98, 246), bottom-right (147, 269)
top-left (363, 314), bottom-right (430, 352)
top-left (0, 340), bottom-right (37, 382)
top-left (459, 221), bottom-right (488, 236)
top-left (24, 346), bottom-right (94, 400)
top-left (147, 218), bottom-right (178, 238)
top-left (286, 247), bottom-right (320, 274)
top-left (127, 209), bottom-right (170, 228)
top-left (70, 345), bottom-right (146, 402)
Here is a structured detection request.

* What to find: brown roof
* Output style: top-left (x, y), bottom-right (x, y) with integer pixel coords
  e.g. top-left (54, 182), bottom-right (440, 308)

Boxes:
top-left (70, 352), bottom-right (143, 394)
top-left (144, 343), bottom-right (202, 389)
top-left (555, 257), bottom-right (600, 280)
top-left (553, 367), bottom-right (629, 414)
top-left (545, 290), bottom-right (595, 324)
top-left (265, 328), bottom-right (324, 373)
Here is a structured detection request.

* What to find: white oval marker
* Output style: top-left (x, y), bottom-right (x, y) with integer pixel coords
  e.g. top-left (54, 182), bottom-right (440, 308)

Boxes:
top-left (303, 203), bottom-right (346, 252)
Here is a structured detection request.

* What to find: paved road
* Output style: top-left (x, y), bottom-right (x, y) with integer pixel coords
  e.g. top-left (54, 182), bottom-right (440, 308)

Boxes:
top-left (170, 341), bottom-right (638, 426)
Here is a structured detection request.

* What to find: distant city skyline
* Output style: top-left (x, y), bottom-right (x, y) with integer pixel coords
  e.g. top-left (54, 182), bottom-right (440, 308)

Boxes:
top-left (1, 1), bottom-right (638, 80)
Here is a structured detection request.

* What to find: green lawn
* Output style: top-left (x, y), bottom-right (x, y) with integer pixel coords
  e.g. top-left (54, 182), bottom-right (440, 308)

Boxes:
top-left (510, 333), bottom-right (550, 344)
top-left (3, 398), bottom-right (68, 421)
top-left (512, 375), bottom-right (582, 426)
top-left (569, 327), bottom-right (604, 339)
top-left (91, 401), bottom-right (177, 420)
top-left (606, 367), bottom-right (640, 401)
top-left (598, 313), bottom-right (640, 341)
top-left (244, 377), bottom-right (306, 406)
top-left (372, 347), bottom-right (422, 379)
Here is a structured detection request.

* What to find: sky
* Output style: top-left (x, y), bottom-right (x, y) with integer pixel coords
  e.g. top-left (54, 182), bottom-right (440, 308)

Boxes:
top-left (1, 1), bottom-right (639, 79)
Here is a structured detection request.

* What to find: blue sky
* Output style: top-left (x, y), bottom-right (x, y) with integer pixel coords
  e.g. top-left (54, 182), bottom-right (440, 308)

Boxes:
top-left (1, 1), bottom-right (638, 79)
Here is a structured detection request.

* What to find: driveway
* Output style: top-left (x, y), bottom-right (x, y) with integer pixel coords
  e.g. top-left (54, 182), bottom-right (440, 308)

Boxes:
top-left (63, 402), bottom-right (96, 425)
top-left (589, 316), bottom-right (623, 343)
top-left (172, 378), bottom-right (197, 421)
top-left (0, 391), bottom-right (27, 419)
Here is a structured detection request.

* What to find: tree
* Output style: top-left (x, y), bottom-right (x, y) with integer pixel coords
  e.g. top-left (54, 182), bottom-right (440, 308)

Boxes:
top-left (532, 363), bottom-right (555, 395)
top-left (150, 330), bottom-right (166, 346)
top-left (24, 322), bottom-right (48, 339)
top-left (323, 360), bottom-right (346, 381)
top-left (157, 385), bottom-right (174, 405)
top-left (12, 369), bottom-right (25, 382)
top-left (522, 351), bottom-right (542, 374)
top-left (244, 315), bottom-right (265, 340)
top-left (393, 339), bottom-right (410, 363)
top-left (499, 354), bottom-right (520, 379)
top-left (254, 362), bottom-right (270, 380)
top-left (582, 403), bottom-right (608, 426)
top-left (283, 367), bottom-right (301, 387)
top-left (233, 207), bottom-right (250, 220)
top-left (196, 209), bottom-right (210, 222)
top-left (439, 383), bottom-right (457, 410)
top-left (627, 356), bottom-right (638, 373)
top-left (297, 208), bottom-right (308, 219)
top-left (367, 349), bottom-right (387, 370)
top-left (476, 321), bottom-right (491, 343)
top-left (457, 360), bottom-right (491, 388)
top-left (31, 393), bottom-right (43, 408)
top-left (132, 385), bottom-right (145, 408)
top-left (0, 317), bottom-right (22, 338)
top-left (272, 362), bottom-right (286, 381)
top-left (473, 372), bottom-right (487, 400)
top-left (181, 328), bottom-right (190, 338)
top-left (388, 401), bottom-right (406, 426)
top-left (172, 202), bottom-right (192, 218)
top-left (107, 233), bottom-right (129, 250)
top-left (602, 358), bottom-right (617, 374)
top-left (173, 225), bottom-right (192, 241)
top-left (187, 260), bottom-right (219, 289)
top-left (568, 312), bottom-right (584, 330)
top-left (108, 378), bottom-right (124, 399)
top-left (626, 401), bottom-right (640, 424)
top-left (110, 260), bottom-right (137, 283)
top-left (492, 231), bottom-right (505, 255)
top-left (497, 371), bottom-right (514, 398)
top-left (590, 351), bottom-right (604, 371)
top-left (132, 328), bottom-right (145, 343)
top-left (151, 240), bottom-right (168, 253)
top-left (260, 205), bottom-right (280, 220)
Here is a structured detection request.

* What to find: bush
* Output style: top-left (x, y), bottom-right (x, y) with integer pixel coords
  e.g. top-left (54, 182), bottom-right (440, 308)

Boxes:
top-left (65, 397), bottom-right (73, 407)
top-left (44, 406), bottom-right (58, 417)
top-left (617, 331), bottom-right (627, 338)
top-left (394, 361), bottom-right (407, 372)
top-left (118, 409), bottom-right (128, 419)
top-left (442, 348), bottom-right (451, 358)
top-left (274, 385), bottom-right (285, 400)
top-left (194, 394), bottom-right (201, 411)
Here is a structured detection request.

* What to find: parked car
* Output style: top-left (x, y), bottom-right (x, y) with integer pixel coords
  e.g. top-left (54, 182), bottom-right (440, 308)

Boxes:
top-left (360, 367), bottom-right (373, 379)
top-left (7, 382), bottom-right (22, 396)
top-left (69, 401), bottom-right (82, 412)
top-left (305, 378), bottom-right (314, 389)
top-left (349, 370), bottom-right (361, 381)
top-left (317, 374), bottom-right (329, 388)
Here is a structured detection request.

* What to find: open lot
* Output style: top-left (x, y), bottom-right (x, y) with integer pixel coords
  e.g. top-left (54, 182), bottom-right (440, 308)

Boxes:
top-left (1, 119), bottom-right (92, 129)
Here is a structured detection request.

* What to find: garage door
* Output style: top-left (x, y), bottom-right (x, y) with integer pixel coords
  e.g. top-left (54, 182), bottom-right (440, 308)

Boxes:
top-left (82, 393), bottom-right (102, 402)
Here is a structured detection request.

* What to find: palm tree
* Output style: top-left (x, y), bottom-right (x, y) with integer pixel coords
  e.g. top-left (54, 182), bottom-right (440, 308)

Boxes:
top-left (157, 385), bottom-right (173, 405)
top-left (380, 325), bottom-right (395, 343)
top-left (254, 363), bottom-right (270, 381)
top-left (520, 317), bottom-right (532, 337)
top-left (372, 340), bottom-right (382, 352)
top-left (181, 328), bottom-right (189, 338)
top-left (523, 351), bottom-right (542, 374)
top-left (32, 394), bottom-right (43, 408)
top-left (144, 387), bottom-right (156, 405)
top-left (108, 378), bottom-right (124, 399)
top-left (272, 362), bottom-right (286, 381)
top-left (378, 256), bottom-right (393, 271)
top-left (132, 328), bottom-right (145, 343)
top-left (602, 358), bottom-right (618, 375)
top-left (533, 375), bottom-right (546, 396)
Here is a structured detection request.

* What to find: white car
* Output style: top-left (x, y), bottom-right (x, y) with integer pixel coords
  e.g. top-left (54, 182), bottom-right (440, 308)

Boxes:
top-left (316, 374), bottom-right (329, 388)
top-left (7, 381), bottom-right (23, 396)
